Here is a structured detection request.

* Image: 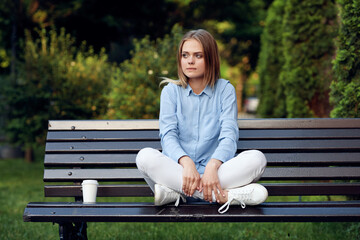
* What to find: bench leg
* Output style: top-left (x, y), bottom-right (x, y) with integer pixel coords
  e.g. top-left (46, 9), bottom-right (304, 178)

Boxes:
top-left (59, 222), bottom-right (88, 240)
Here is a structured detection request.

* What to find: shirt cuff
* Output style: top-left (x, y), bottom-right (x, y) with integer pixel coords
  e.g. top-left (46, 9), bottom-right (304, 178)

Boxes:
top-left (171, 148), bottom-right (188, 163)
top-left (211, 139), bottom-right (237, 163)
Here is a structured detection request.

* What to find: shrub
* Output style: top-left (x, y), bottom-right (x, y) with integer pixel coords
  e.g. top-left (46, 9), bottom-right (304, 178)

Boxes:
top-left (257, 0), bottom-right (286, 118)
top-left (258, 0), bottom-right (338, 118)
top-left (1, 28), bottom-right (114, 160)
top-left (279, 0), bottom-right (338, 118)
top-left (330, 0), bottom-right (360, 118)
top-left (107, 24), bottom-right (183, 119)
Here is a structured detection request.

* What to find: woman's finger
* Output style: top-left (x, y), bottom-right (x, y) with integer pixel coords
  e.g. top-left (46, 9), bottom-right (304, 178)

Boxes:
top-left (217, 183), bottom-right (225, 198)
top-left (198, 182), bottom-right (203, 192)
top-left (205, 185), bottom-right (212, 202)
top-left (182, 176), bottom-right (189, 196)
top-left (213, 186), bottom-right (221, 203)
top-left (189, 179), bottom-right (198, 196)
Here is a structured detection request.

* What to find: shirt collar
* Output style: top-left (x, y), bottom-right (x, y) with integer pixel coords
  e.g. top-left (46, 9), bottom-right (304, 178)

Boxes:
top-left (185, 84), bottom-right (213, 98)
top-left (185, 84), bottom-right (192, 96)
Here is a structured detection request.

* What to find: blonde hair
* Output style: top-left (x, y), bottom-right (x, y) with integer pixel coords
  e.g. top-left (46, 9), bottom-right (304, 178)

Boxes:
top-left (161, 29), bottom-right (220, 88)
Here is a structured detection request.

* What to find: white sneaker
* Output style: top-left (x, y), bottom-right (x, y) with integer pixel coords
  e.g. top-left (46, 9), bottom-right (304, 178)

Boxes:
top-left (154, 184), bottom-right (186, 207)
top-left (218, 183), bottom-right (268, 214)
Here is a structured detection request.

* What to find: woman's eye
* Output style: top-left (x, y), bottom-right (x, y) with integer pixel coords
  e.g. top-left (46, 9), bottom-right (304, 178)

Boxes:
top-left (196, 54), bottom-right (203, 59)
top-left (182, 53), bottom-right (189, 58)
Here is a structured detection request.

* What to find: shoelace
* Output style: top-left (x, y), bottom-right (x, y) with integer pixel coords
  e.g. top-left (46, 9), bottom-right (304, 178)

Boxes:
top-left (174, 193), bottom-right (186, 207)
top-left (218, 198), bottom-right (246, 214)
top-left (218, 189), bottom-right (254, 214)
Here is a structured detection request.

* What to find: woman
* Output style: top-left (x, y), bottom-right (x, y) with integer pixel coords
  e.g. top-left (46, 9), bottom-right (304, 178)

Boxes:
top-left (136, 29), bottom-right (267, 214)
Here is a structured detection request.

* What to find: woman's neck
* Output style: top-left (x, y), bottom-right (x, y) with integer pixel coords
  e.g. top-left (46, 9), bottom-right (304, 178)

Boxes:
top-left (188, 78), bottom-right (206, 95)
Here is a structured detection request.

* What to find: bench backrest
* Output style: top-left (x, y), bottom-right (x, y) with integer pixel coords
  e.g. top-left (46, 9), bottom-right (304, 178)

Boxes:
top-left (44, 118), bottom-right (360, 200)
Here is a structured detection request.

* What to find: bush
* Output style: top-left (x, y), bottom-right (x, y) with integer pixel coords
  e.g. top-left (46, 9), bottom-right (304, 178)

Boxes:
top-left (258, 0), bottom-right (338, 118)
top-left (257, 0), bottom-right (286, 118)
top-left (330, 0), bottom-right (360, 118)
top-left (279, 0), bottom-right (338, 118)
top-left (1, 28), bottom-right (114, 160)
top-left (107, 24), bottom-right (183, 119)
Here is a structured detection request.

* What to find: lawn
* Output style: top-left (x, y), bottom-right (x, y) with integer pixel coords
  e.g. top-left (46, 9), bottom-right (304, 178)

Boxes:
top-left (0, 158), bottom-right (359, 240)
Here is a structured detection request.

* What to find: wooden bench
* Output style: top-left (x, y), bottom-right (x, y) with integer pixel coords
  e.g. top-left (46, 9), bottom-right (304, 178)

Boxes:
top-left (23, 118), bottom-right (360, 239)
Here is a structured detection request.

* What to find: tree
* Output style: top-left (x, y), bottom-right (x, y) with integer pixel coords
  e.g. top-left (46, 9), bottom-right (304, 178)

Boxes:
top-left (43, 0), bottom-right (182, 62)
top-left (1, 28), bottom-right (114, 161)
top-left (107, 25), bottom-right (183, 119)
top-left (330, 0), bottom-right (360, 117)
top-left (279, 0), bottom-right (338, 118)
top-left (257, 0), bottom-right (286, 118)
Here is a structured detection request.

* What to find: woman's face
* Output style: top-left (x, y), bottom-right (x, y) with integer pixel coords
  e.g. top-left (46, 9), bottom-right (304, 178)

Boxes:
top-left (181, 39), bottom-right (205, 82)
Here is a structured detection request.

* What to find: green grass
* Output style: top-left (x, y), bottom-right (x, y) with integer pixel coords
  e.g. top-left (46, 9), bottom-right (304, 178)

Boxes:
top-left (1, 158), bottom-right (359, 240)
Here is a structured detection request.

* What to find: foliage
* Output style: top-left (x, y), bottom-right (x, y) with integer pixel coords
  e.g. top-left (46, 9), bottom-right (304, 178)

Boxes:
top-left (0, 0), bottom-right (18, 74)
top-left (330, 0), bottom-right (360, 117)
top-left (107, 24), bottom-right (183, 119)
top-left (0, 28), bottom-right (114, 151)
top-left (277, 0), bottom-right (338, 118)
top-left (257, 0), bottom-right (286, 118)
top-left (0, 0), bottom-right (15, 72)
top-left (33, 0), bottom-right (182, 62)
top-left (180, 0), bottom-right (272, 112)
top-left (1, 0), bottom-right (273, 118)
top-left (186, 0), bottom-right (272, 71)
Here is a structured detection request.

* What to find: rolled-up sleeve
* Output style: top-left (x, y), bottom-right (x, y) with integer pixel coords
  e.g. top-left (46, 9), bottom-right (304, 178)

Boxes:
top-left (159, 85), bottom-right (187, 162)
top-left (211, 83), bottom-right (239, 162)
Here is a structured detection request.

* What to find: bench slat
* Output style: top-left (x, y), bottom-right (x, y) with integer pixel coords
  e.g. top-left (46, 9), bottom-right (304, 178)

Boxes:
top-left (44, 183), bottom-right (360, 197)
top-left (45, 139), bottom-right (360, 152)
top-left (23, 201), bottom-right (360, 222)
top-left (43, 167), bottom-right (360, 182)
top-left (265, 152), bottom-right (360, 166)
top-left (237, 118), bottom-right (360, 129)
top-left (44, 168), bottom-right (143, 182)
top-left (46, 129), bottom-right (360, 141)
top-left (44, 184), bottom-right (154, 197)
top-left (238, 129), bottom-right (360, 139)
top-left (48, 120), bottom-right (159, 130)
top-left (44, 153), bottom-right (136, 167)
top-left (45, 141), bottom-right (161, 152)
top-left (48, 119), bottom-right (360, 130)
top-left (238, 139), bottom-right (360, 151)
top-left (44, 152), bottom-right (360, 167)
top-left (47, 130), bottom-right (160, 141)
top-left (262, 167), bottom-right (360, 180)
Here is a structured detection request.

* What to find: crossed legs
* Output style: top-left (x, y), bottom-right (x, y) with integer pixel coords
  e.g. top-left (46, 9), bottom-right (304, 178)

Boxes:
top-left (136, 147), bottom-right (267, 202)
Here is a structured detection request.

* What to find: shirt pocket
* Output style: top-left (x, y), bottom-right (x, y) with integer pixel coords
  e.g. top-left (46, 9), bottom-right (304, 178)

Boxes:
top-left (203, 112), bottom-right (220, 141)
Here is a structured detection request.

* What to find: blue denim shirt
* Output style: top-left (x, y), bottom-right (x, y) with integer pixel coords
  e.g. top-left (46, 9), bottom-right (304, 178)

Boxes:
top-left (159, 78), bottom-right (239, 174)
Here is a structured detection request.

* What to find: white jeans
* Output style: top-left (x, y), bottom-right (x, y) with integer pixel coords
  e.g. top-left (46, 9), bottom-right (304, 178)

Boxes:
top-left (136, 148), bottom-right (267, 201)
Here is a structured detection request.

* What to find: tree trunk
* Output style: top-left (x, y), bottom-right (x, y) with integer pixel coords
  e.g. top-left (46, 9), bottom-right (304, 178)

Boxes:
top-left (236, 71), bottom-right (247, 113)
top-left (25, 147), bottom-right (33, 163)
top-left (310, 90), bottom-right (332, 118)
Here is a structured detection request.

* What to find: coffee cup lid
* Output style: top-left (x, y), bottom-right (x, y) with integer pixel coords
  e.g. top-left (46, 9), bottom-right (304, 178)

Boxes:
top-left (82, 180), bottom-right (99, 185)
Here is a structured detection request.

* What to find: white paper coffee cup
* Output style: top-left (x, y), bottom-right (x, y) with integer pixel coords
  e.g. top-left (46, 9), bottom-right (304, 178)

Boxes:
top-left (82, 180), bottom-right (99, 203)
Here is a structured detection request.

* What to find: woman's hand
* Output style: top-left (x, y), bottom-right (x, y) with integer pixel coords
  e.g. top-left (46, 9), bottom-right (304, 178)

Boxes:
top-left (200, 158), bottom-right (225, 203)
top-left (179, 156), bottom-right (201, 197)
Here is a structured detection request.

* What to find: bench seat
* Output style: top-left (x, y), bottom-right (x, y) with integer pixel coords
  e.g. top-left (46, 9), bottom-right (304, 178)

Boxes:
top-left (24, 201), bottom-right (360, 223)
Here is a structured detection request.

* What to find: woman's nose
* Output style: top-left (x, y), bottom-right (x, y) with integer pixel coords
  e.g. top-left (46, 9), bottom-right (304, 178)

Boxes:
top-left (188, 56), bottom-right (195, 64)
